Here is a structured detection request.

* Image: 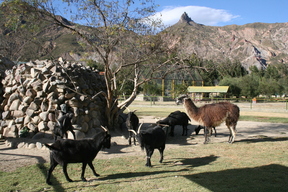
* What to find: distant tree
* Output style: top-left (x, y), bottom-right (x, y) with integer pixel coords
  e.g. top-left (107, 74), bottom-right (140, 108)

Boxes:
top-left (258, 78), bottom-right (283, 97)
top-left (219, 77), bottom-right (241, 98)
top-left (239, 75), bottom-right (259, 98)
top-left (217, 59), bottom-right (247, 78)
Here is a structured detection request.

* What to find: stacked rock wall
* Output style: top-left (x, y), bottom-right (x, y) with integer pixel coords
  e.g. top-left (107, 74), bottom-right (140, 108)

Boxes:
top-left (0, 58), bottom-right (107, 139)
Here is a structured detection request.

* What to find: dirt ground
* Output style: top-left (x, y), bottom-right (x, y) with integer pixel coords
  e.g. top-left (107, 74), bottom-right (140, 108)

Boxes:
top-left (1, 115), bottom-right (287, 172)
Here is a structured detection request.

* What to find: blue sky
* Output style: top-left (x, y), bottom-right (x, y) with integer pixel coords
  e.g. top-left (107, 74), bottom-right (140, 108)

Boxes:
top-left (154, 0), bottom-right (288, 26)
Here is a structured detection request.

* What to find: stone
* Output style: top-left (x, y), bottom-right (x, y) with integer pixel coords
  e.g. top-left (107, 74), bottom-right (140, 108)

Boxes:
top-left (38, 121), bottom-right (48, 131)
top-left (9, 99), bottom-right (21, 110)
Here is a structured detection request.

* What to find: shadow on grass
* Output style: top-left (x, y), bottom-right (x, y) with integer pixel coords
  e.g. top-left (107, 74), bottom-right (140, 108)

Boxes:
top-left (185, 164), bottom-right (288, 192)
top-left (166, 155), bottom-right (219, 168)
top-left (0, 149), bottom-right (65, 191)
top-left (237, 136), bottom-right (288, 143)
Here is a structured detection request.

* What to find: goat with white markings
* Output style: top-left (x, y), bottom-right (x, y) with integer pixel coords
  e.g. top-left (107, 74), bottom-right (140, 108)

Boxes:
top-left (44, 126), bottom-right (111, 185)
top-left (156, 110), bottom-right (190, 136)
top-left (177, 95), bottom-right (239, 144)
top-left (53, 112), bottom-right (75, 141)
top-left (130, 124), bottom-right (166, 167)
top-left (126, 110), bottom-right (139, 145)
top-left (195, 125), bottom-right (217, 137)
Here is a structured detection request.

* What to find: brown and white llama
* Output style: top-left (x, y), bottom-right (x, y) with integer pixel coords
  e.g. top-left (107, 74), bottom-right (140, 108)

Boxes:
top-left (177, 96), bottom-right (240, 144)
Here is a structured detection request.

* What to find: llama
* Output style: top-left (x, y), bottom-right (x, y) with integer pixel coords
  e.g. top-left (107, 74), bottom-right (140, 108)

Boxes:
top-left (177, 96), bottom-right (239, 144)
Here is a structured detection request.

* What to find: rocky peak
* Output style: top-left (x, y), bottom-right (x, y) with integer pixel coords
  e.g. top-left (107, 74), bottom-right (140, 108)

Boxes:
top-left (179, 12), bottom-right (193, 23)
top-left (178, 12), bottom-right (202, 27)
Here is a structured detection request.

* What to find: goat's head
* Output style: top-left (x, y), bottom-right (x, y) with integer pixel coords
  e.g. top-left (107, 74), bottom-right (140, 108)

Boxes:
top-left (128, 122), bottom-right (143, 136)
top-left (101, 126), bottom-right (111, 149)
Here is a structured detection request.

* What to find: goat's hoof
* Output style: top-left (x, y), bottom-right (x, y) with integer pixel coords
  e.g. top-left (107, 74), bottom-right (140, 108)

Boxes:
top-left (95, 173), bottom-right (100, 177)
top-left (67, 179), bottom-right (73, 182)
top-left (81, 178), bottom-right (87, 182)
top-left (46, 181), bottom-right (52, 185)
top-left (145, 164), bottom-right (152, 167)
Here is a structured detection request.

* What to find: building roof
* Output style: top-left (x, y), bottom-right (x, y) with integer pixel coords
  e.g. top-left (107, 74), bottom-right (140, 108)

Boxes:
top-left (187, 86), bottom-right (229, 93)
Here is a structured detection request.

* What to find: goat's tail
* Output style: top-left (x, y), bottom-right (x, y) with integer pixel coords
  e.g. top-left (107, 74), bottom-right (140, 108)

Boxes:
top-left (44, 143), bottom-right (60, 151)
top-left (138, 134), bottom-right (145, 151)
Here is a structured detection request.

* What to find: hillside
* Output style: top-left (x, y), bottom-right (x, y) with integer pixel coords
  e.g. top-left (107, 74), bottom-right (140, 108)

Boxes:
top-left (162, 12), bottom-right (288, 69)
top-left (1, 6), bottom-right (288, 69)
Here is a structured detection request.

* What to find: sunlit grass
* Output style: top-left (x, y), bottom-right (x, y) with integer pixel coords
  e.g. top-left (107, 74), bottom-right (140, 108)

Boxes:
top-left (1, 138), bottom-right (288, 191)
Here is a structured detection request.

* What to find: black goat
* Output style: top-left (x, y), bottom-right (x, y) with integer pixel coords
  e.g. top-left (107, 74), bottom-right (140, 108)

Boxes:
top-left (156, 111), bottom-right (190, 136)
top-left (44, 126), bottom-right (111, 185)
top-left (195, 125), bottom-right (217, 137)
top-left (130, 125), bottom-right (166, 167)
top-left (53, 112), bottom-right (75, 141)
top-left (126, 111), bottom-right (139, 145)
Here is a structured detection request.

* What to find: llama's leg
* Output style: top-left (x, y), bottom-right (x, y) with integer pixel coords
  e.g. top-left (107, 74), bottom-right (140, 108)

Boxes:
top-left (229, 125), bottom-right (237, 143)
top-left (88, 162), bottom-right (100, 177)
top-left (227, 125), bottom-right (236, 143)
top-left (204, 127), bottom-right (212, 144)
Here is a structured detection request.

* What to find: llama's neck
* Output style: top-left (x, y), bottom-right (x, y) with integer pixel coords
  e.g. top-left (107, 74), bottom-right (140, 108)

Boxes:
top-left (184, 98), bottom-right (199, 120)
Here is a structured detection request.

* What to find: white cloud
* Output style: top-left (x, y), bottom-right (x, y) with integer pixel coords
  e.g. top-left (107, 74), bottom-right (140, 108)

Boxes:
top-left (154, 6), bottom-right (239, 26)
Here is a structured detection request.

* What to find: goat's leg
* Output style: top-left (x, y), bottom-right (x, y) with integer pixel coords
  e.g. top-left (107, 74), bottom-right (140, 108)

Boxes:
top-left (70, 130), bottom-right (76, 140)
top-left (169, 126), bottom-right (175, 137)
top-left (213, 127), bottom-right (217, 137)
top-left (88, 162), bottom-right (100, 177)
top-left (128, 131), bottom-right (132, 145)
top-left (182, 125), bottom-right (188, 136)
top-left (62, 163), bottom-right (73, 182)
top-left (145, 149), bottom-right (154, 167)
top-left (158, 146), bottom-right (165, 163)
top-left (133, 134), bottom-right (137, 145)
top-left (81, 163), bottom-right (88, 181)
top-left (64, 132), bottom-right (68, 140)
top-left (46, 160), bottom-right (58, 185)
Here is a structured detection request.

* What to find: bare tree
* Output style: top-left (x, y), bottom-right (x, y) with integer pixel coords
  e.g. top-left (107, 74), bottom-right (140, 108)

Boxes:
top-left (3, 0), bottom-right (187, 129)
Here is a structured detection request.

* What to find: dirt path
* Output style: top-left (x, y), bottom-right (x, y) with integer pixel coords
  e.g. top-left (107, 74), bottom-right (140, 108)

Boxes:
top-left (1, 115), bottom-right (287, 172)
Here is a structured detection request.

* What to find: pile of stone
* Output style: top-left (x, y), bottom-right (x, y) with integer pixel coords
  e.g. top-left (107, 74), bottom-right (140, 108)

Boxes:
top-left (0, 57), bottom-right (107, 140)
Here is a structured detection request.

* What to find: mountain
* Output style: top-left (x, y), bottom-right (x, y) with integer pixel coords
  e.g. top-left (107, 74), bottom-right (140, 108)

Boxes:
top-left (162, 12), bottom-right (288, 69)
top-left (1, 7), bottom-right (288, 70)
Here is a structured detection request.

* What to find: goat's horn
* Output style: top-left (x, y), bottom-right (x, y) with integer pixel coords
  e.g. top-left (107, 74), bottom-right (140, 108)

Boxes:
top-left (56, 119), bottom-right (61, 126)
top-left (124, 106), bottom-right (130, 112)
top-left (128, 129), bottom-right (137, 135)
top-left (101, 126), bottom-right (109, 133)
top-left (137, 122), bottom-right (144, 134)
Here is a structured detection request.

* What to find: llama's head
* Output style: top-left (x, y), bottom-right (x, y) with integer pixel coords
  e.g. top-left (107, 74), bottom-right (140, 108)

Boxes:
top-left (175, 94), bottom-right (189, 105)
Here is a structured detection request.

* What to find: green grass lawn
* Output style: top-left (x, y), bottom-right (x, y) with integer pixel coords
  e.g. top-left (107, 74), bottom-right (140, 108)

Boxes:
top-left (1, 138), bottom-right (288, 191)
top-left (1, 102), bottom-right (288, 191)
